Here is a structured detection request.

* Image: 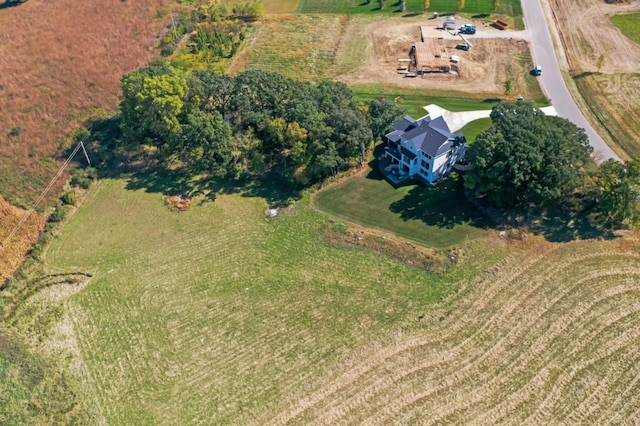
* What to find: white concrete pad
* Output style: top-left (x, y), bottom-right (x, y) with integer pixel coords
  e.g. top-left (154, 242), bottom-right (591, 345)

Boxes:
top-left (424, 104), bottom-right (558, 132)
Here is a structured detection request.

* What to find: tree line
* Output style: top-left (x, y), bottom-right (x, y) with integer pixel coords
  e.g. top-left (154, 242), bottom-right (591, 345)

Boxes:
top-left (465, 102), bottom-right (640, 229)
top-left (118, 66), bottom-right (404, 186)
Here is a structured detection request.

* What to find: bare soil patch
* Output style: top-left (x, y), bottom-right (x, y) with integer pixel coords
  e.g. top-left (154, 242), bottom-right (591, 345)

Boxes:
top-left (337, 17), bottom-right (535, 97)
top-left (547, 0), bottom-right (640, 73)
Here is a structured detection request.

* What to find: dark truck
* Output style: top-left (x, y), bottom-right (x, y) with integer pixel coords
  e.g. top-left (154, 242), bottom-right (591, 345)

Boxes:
top-left (459, 24), bottom-right (476, 35)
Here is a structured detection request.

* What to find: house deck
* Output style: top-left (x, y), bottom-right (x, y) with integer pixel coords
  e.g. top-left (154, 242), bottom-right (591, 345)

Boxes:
top-left (378, 155), bottom-right (412, 185)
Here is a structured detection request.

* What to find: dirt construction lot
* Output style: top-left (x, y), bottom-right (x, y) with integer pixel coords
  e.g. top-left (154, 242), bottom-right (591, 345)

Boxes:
top-left (338, 17), bottom-right (538, 98)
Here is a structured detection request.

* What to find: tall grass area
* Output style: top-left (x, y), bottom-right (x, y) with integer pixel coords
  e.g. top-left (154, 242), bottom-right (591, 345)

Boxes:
top-left (611, 13), bottom-right (640, 45)
top-left (44, 178), bottom-right (503, 424)
top-left (229, 15), bottom-right (369, 81)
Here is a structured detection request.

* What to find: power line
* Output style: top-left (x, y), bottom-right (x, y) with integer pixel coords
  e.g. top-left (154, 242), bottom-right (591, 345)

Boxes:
top-left (0, 133), bottom-right (92, 252)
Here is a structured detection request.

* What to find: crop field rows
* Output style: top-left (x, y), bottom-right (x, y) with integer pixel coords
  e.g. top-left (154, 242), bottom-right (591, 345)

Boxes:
top-left (253, 239), bottom-right (640, 424)
top-left (47, 179), bottom-right (498, 424)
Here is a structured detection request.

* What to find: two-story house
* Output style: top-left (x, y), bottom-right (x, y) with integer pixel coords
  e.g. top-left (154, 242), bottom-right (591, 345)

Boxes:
top-left (383, 115), bottom-right (466, 184)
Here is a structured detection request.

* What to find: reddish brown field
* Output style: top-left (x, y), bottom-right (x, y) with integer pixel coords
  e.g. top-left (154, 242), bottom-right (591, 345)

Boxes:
top-left (0, 196), bottom-right (45, 283)
top-left (0, 0), bottom-right (174, 206)
top-left (0, 0), bottom-right (172, 278)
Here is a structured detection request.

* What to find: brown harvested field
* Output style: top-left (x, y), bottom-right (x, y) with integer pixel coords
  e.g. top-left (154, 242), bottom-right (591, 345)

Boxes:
top-left (545, 0), bottom-right (640, 158)
top-left (0, 0), bottom-right (173, 208)
top-left (547, 0), bottom-right (640, 73)
top-left (0, 196), bottom-right (45, 283)
top-left (255, 234), bottom-right (640, 424)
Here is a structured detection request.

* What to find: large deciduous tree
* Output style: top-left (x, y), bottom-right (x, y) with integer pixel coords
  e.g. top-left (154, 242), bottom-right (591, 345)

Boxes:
top-left (367, 97), bottom-right (406, 141)
top-left (181, 109), bottom-right (233, 177)
top-left (591, 159), bottom-right (640, 229)
top-left (464, 102), bottom-right (592, 207)
top-left (120, 70), bottom-right (188, 156)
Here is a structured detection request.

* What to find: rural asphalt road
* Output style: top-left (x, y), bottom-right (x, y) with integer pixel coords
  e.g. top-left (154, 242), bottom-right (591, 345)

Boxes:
top-left (521, 0), bottom-right (621, 162)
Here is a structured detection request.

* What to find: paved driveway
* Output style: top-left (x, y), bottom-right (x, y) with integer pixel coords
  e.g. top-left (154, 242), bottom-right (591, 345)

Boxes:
top-left (521, 0), bottom-right (620, 161)
top-left (424, 104), bottom-right (558, 133)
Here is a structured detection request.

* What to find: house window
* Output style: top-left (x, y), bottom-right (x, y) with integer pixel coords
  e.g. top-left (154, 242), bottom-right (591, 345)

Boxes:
top-left (423, 153), bottom-right (432, 160)
top-left (421, 159), bottom-right (431, 168)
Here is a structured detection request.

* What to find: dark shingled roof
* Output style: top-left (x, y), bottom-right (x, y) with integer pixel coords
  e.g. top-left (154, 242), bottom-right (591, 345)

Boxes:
top-left (386, 115), bottom-right (464, 158)
top-left (390, 116), bottom-right (417, 132)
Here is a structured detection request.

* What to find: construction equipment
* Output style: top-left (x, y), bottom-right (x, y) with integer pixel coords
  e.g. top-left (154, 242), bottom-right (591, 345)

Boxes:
top-left (442, 18), bottom-right (457, 30)
top-left (456, 33), bottom-right (473, 51)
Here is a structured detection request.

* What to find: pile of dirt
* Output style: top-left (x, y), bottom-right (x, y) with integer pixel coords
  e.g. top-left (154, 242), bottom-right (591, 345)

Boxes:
top-left (0, 196), bottom-right (46, 285)
top-left (164, 194), bottom-right (193, 212)
top-left (322, 222), bottom-right (454, 273)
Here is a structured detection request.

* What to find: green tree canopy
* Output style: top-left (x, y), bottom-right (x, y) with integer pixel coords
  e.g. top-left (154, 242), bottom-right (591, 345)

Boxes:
top-left (367, 97), bottom-right (406, 141)
top-left (119, 70), bottom-right (188, 156)
top-left (591, 159), bottom-right (640, 229)
top-left (464, 102), bottom-right (593, 207)
top-left (118, 68), bottom-right (391, 186)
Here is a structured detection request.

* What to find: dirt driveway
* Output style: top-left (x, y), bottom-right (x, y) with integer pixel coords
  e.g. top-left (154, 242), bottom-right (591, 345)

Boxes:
top-left (338, 17), bottom-right (535, 96)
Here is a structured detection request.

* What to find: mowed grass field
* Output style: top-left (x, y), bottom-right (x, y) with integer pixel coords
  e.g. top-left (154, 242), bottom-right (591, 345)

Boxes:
top-left (313, 168), bottom-right (488, 248)
top-left (296, 0), bottom-right (521, 16)
top-left (43, 177), bottom-right (640, 423)
top-left (45, 178), bottom-right (500, 424)
top-left (263, 237), bottom-right (640, 424)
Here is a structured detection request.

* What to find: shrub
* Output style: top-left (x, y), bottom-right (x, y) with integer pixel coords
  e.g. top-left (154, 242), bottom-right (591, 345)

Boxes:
top-left (8, 127), bottom-right (23, 137)
top-left (49, 204), bottom-right (70, 223)
top-left (70, 168), bottom-right (95, 189)
top-left (61, 191), bottom-right (76, 206)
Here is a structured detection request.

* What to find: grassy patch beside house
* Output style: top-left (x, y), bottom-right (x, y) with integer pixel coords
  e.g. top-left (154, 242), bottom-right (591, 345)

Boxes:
top-left (313, 166), bottom-right (488, 248)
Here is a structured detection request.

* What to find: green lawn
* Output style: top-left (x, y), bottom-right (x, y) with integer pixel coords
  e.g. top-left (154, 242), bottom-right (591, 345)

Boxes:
top-left (353, 84), bottom-right (505, 118)
top-left (43, 177), bottom-right (499, 424)
top-left (297, 0), bottom-right (427, 14)
top-left (296, 0), bottom-right (522, 17)
top-left (313, 166), bottom-right (489, 248)
top-left (459, 117), bottom-right (492, 143)
top-left (611, 13), bottom-right (640, 45)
